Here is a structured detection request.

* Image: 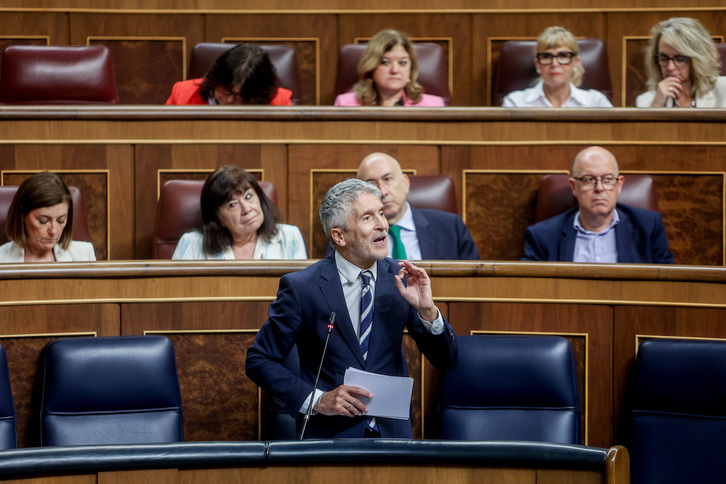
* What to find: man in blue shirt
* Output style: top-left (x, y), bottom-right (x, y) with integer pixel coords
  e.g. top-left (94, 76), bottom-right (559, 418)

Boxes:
top-left (522, 146), bottom-right (674, 264)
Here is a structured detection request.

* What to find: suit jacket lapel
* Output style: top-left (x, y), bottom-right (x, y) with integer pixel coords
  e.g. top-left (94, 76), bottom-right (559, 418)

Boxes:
top-left (614, 207), bottom-right (634, 263)
top-left (559, 209), bottom-right (578, 261)
top-left (410, 208), bottom-right (434, 259)
top-left (319, 255), bottom-right (366, 367)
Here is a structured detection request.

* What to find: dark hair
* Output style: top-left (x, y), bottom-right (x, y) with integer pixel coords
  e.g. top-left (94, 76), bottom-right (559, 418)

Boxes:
top-left (200, 43), bottom-right (281, 104)
top-left (6, 172), bottom-right (74, 250)
top-left (200, 165), bottom-right (281, 256)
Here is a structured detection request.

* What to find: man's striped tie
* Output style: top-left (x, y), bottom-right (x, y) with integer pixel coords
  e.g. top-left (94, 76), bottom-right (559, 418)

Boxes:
top-left (359, 270), bottom-right (373, 360)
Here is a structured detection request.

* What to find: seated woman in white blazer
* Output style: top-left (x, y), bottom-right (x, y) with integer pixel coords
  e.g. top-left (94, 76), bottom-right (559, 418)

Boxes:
top-left (636, 17), bottom-right (726, 108)
top-left (0, 172), bottom-right (96, 263)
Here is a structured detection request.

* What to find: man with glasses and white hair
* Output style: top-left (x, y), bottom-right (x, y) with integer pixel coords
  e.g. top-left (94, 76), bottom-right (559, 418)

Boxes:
top-left (522, 146), bottom-right (674, 263)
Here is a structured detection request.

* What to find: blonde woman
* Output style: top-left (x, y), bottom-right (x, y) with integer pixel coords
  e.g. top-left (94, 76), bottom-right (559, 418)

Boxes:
top-left (502, 26), bottom-right (612, 108)
top-left (636, 17), bottom-right (726, 108)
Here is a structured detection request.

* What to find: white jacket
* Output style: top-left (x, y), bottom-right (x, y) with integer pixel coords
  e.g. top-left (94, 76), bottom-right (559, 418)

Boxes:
top-left (0, 240), bottom-right (96, 262)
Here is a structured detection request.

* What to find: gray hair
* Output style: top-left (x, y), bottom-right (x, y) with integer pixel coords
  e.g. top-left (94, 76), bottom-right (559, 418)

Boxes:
top-left (319, 178), bottom-right (381, 243)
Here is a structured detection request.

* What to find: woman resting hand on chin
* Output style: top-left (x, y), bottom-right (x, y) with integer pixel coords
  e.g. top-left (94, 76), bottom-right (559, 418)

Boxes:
top-left (636, 17), bottom-right (726, 108)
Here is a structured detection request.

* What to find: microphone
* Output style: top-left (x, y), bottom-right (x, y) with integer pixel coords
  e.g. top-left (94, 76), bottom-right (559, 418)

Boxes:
top-left (299, 312), bottom-right (336, 440)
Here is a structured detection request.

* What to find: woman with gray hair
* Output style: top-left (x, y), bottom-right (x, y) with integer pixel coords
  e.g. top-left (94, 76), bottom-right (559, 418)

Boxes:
top-left (502, 26), bottom-right (612, 108)
top-left (636, 17), bottom-right (726, 107)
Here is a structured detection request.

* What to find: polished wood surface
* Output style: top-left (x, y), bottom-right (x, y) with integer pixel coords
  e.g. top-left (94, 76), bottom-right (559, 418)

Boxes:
top-left (0, 261), bottom-right (724, 449)
top-left (0, 107), bottom-right (723, 263)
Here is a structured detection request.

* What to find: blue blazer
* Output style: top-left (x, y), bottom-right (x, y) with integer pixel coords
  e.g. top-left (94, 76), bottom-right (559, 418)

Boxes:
top-left (410, 207), bottom-right (479, 260)
top-left (522, 203), bottom-right (674, 264)
top-left (245, 253), bottom-right (458, 439)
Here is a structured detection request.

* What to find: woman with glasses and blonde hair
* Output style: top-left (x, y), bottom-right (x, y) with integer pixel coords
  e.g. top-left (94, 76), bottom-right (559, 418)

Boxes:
top-left (334, 29), bottom-right (445, 107)
top-left (502, 26), bottom-right (612, 108)
top-left (636, 17), bottom-right (726, 107)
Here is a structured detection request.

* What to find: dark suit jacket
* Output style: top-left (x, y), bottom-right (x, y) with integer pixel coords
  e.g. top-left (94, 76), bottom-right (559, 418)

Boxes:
top-left (522, 203), bottom-right (675, 264)
top-left (245, 253), bottom-right (458, 438)
top-left (410, 207), bottom-right (479, 260)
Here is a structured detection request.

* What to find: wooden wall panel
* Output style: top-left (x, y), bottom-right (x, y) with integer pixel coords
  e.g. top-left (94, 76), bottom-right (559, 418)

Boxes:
top-left (5, 0), bottom-right (726, 9)
top-left (651, 173), bottom-right (724, 266)
top-left (69, 13), bottom-right (205, 104)
top-left (0, 304), bottom-right (119, 447)
top-left (205, 14), bottom-right (337, 105)
top-left (338, 14), bottom-right (471, 106)
top-left (464, 171), bottom-right (558, 261)
top-left (122, 301), bottom-right (269, 441)
top-left (89, 38), bottom-right (185, 105)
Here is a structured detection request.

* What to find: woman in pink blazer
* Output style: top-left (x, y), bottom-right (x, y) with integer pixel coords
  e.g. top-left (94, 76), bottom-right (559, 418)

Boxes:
top-left (333, 29), bottom-right (445, 107)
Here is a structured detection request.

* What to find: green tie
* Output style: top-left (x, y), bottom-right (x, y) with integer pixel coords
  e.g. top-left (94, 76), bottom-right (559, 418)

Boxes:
top-left (388, 225), bottom-right (407, 260)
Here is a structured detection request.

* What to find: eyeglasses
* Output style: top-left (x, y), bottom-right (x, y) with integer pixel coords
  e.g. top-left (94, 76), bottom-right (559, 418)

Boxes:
top-left (535, 52), bottom-right (577, 65)
top-left (572, 175), bottom-right (620, 190)
top-left (655, 53), bottom-right (690, 67)
top-left (217, 86), bottom-right (244, 103)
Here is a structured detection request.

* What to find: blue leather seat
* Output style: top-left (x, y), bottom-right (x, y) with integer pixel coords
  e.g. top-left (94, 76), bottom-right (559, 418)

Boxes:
top-left (0, 344), bottom-right (17, 449)
top-left (627, 338), bottom-right (726, 484)
top-left (40, 335), bottom-right (183, 446)
top-left (436, 335), bottom-right (580, 443)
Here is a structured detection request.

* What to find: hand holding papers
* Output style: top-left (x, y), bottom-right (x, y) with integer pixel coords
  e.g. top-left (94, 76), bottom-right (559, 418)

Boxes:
top-left (344, 367), bottom-right (413, 419)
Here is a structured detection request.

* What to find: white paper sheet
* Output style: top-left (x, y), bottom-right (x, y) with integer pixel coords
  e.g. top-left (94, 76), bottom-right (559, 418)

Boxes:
top-left (343, 367), bottom-right (413, 420)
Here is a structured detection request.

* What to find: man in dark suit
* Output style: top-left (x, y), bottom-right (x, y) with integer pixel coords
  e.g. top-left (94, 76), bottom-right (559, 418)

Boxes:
top-left (245, 178), bottom-right (458, 439)
top-left (357, 152), bottom-right (479, 260)
top-left (523, 146), bottom-right (674, 263)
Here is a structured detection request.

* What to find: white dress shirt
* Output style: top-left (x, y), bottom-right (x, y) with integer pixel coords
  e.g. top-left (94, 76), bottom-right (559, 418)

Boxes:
top-left (502, 80), bottom-right (613, 108)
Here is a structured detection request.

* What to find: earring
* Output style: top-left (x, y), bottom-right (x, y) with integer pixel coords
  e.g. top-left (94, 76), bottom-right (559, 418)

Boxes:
top-left (536, 68), bottom-right (540, 74)
top-left (407, 78), bottom-right (411, 83)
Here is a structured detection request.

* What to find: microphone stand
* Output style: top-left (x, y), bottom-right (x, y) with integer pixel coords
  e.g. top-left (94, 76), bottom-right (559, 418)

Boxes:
top-left (299, 312), bottom-right (336, 440)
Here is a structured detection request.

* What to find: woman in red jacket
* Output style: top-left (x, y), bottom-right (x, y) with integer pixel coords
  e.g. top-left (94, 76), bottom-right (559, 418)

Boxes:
top-left (166, 43), bottom-right (292, 106)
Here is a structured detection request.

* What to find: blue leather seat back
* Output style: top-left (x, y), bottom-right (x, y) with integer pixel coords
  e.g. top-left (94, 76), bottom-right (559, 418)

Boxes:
top-left (437, 335), bottom-right (580, 443)
top-left (629, 338), bottom-right (726, 484)
top-left (0, 344), bottom-right (16, 449)
top-left (40, 335), bottom-right (183, 446)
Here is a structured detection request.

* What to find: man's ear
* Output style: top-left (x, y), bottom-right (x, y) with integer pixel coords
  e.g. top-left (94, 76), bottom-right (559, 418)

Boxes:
top-left (568, 176), bottom-right (577, 196)
top-left (402, 173), bottom-right (411, 195)
top-left (331, 227), bottom-right (346, 247)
